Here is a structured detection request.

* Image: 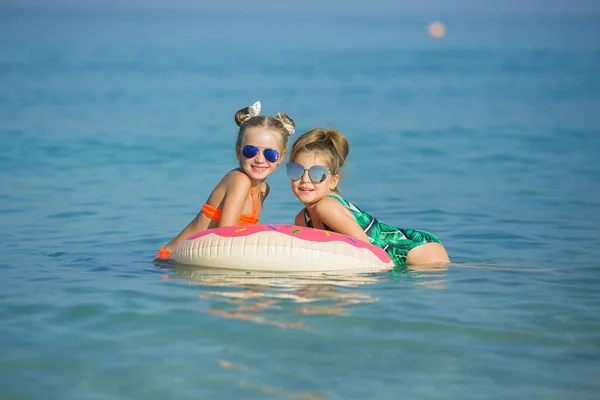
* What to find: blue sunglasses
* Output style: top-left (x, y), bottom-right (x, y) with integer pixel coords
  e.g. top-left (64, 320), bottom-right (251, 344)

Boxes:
top-left (286, 162), bottom-right (329, 183)
top-left (242, 145), bottom-right (280, 163)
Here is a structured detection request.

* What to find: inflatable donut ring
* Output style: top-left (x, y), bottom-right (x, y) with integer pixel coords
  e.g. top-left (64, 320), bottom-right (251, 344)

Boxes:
top-left (169, 224), bottom-right (394, 273)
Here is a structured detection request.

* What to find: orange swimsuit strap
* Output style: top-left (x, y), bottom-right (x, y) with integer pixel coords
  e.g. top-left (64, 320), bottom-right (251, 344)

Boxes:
top-left (201, 187), bottom-right (259, 225)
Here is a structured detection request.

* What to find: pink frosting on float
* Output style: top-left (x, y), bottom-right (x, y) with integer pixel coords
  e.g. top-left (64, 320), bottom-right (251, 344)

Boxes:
top-left (186, 224), bottom-right (392, 263)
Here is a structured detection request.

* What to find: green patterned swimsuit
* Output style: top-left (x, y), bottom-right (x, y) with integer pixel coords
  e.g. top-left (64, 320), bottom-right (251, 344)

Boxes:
top-left (303, 194), bottom-right (442, 267)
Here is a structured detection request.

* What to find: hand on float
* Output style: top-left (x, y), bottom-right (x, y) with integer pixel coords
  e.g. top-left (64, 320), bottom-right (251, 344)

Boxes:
top-left (155, 246), bottom-right (171, 259)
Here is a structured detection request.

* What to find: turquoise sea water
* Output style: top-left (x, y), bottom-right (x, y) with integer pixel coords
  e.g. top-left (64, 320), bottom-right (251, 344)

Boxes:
top-left (1, 9), bottom-right (599, 399)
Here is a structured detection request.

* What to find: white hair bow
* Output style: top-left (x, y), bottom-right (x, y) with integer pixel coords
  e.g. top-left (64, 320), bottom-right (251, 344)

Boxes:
top-left (276, 113), bottom-right (295, 136)
top-left (243, 101), bottom-right (261, 123)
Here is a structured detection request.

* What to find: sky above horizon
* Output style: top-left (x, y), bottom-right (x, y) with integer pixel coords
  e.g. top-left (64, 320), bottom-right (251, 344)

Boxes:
top-left (0, 0), bottom-right (599, 14)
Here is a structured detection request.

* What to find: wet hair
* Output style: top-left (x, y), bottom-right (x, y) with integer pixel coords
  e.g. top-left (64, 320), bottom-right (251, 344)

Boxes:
top-left (289, 128), bottom-right (349, 189)
top-left (234, 106), bottom-right (295, 154)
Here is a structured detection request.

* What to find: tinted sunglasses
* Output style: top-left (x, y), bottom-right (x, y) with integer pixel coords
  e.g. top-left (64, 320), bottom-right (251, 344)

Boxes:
top-left (242, 145), bottom-right (280, 163)
top-left (286, 162), bottom-right (330, 183)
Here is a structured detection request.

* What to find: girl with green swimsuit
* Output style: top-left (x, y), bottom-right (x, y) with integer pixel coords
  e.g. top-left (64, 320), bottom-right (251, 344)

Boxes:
top-left (287, 128), bottom-right (450, 267)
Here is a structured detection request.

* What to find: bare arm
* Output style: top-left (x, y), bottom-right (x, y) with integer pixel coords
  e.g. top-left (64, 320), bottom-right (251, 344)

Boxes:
top-left (164, 211), bottom-right (204, 251)
top-left (164, 171), bottom-right (250, 251)
top-left (218, 172), bottom-right (252, 227)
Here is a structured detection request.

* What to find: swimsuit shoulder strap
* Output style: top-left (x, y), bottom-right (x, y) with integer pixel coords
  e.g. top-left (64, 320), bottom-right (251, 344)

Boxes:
top-left (249, 186), bottom-right (259, 216)
top-left (328, 193), bottom-right (359, 211)
top-left (303, 208), bottom-right (313, 227)
top-left (327, 193), bottom-right (376, 234)
top-left (235, 186), bottom-right (259, 225)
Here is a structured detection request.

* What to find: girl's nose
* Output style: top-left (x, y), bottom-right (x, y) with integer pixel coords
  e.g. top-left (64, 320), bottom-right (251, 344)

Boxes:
top-left (299, 169), bottom-right (311, 183)
top-left (254, 149), bottom-right (266, 163)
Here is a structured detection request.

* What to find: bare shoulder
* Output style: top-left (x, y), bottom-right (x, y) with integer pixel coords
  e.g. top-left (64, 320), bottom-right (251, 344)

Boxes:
top-left (313, 195), bottom-right (369, 241)
top-left (263, 182), bottom-right (271, 199)
top-left (313, 196), bottom-right (345, 215)
top-left (222, 169), bottom-right (252, 189)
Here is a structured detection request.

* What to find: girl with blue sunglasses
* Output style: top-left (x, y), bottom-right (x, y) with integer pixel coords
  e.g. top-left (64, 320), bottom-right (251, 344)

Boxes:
top-left (156, 101), bottom-right (295, 259)
top-left (287, 128), bottom-right (450, 268)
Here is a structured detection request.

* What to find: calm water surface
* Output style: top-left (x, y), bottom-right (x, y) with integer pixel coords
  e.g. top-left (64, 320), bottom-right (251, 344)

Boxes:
top-left (1, 9), bottom-right (599, 400)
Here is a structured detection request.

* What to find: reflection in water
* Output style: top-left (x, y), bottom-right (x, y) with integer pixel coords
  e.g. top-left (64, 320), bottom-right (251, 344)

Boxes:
top-left (154, 262), bottom-right (452, 322)
top-left (152, 259), bottom-right (452, 328)
top-left (408, 264), bottom-right (450, 290)
top-left (204, 306), bottom-right (309, 330)
top-left (168, 265), bottom-right (385, 324)
top-left (239, 380), bottom-right (326, 400)
top-left (155, 262), bottom-right (450, 399)
top-left (217, 359), bottom-right (246, 371)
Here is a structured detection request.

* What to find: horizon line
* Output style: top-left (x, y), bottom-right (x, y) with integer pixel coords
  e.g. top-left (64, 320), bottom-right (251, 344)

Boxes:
top-left (1, 4), bottom-right (599, 16)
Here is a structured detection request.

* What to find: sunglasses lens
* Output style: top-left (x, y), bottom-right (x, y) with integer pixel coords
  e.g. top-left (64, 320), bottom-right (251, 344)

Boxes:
top-left (242, 145), bottom-right (259, 159)
top-left (287, 163), bottom-right (329, 182)
top-left (263, 149), bottom-right (279, 163)
top-left (286, 163), bottom-right (304, 180)
top-left (308, 166), bottom-right (329, 183)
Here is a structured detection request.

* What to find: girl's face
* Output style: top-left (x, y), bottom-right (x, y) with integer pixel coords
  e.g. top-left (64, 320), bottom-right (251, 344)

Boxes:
top-left (289, 151), bottom-right (339, 205)
top-left (237, 127), bottom-right (285, 182)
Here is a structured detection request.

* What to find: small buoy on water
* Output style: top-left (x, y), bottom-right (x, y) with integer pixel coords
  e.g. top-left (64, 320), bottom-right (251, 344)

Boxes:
top-left (427, 21), bottom-right (446, 39)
